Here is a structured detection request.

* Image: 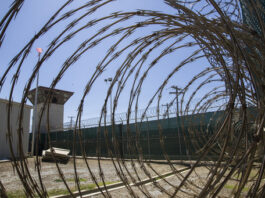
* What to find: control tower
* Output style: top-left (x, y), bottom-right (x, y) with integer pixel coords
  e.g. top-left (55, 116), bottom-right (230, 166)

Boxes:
top-left (27, 86), bottom-right (73, 133)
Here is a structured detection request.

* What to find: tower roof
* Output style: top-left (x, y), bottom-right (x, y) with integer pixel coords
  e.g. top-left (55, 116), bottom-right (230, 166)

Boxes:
top-left (27, 86), bottom-right (73, 105)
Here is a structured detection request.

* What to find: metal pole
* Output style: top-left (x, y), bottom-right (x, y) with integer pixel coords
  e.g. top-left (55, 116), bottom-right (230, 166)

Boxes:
top-left (170, 86), bottom-right (183, 157)
top-left (104, 77), bottom-right (113, 124)
top-left (176, 90), bottom-right (182, 156)
top-left (110, 90), bottom-right (112, 123)
top-left (176, 89), bottom-right (179, 118)
top-left (176, 88), bottom-right (182, 156)
top-left (162, 103), bottom-right (170, 119)
top-left (147, 118), bottom-right (150, 160)
top-left (31, 53), bottom-right (40, 156)
top-left (118, 123), bottom-right (123, 158)
top-left (68, 116), bottom-right (74, 130)
top-left (70, 117), bottom-right (73, 129)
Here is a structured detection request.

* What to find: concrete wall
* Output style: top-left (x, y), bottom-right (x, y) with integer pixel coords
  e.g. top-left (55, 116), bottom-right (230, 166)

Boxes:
top-left (0, 99), bottom-right (32, 159)
top-left (35, 103), bottom-right (63, 133)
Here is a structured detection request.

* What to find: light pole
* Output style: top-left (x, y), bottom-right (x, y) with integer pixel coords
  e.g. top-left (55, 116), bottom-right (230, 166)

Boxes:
top-left (31, 47), bottom-right (42, 156)
top-left (170, 86), bottom-right (184, 157)
top-left (104, 77), bottom-right (113, 123)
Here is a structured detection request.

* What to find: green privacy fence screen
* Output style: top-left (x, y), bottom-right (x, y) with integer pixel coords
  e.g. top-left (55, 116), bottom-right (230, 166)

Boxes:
top-left (29, 111), bottom-right (228, 160)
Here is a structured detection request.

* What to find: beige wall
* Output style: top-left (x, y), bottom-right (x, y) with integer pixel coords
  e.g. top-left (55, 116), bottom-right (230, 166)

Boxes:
top-left (34, 103), bottom-right (64, 133)
top-left (0, 99), bottom-right (32, 159)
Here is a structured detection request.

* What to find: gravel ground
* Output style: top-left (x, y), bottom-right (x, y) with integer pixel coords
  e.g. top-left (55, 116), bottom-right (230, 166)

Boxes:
top-left (89, 167), bottom-right (208, 198)
top-left (88, 166), bottom-right (250, 198)
top-left (0, 157), bottom-right (182, 194)
top-left (1, 158), bottom-right (259, 197)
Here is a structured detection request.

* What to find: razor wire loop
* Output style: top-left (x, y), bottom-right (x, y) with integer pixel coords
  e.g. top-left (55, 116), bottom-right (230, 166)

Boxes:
top-left (1, 0), bottom-right (265, 197)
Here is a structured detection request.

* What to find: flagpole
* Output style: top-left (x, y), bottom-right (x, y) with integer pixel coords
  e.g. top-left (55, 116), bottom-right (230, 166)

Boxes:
top-left (31, 49), bottom-right (41, 156)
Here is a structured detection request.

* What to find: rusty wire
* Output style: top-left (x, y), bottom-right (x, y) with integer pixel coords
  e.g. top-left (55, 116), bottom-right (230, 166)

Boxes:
top-left (0, 0), bottom-right (265, 197)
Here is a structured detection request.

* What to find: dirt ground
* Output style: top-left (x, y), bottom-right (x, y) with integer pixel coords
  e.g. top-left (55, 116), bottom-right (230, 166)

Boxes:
top-left (0, 158), bottom-right (258, 197)
top-left (0, 158), bottom-right (182, 195)
top-left (89, 167), bottom-right (227, 198)
top-left (88, 166), bottom-right (253, 198)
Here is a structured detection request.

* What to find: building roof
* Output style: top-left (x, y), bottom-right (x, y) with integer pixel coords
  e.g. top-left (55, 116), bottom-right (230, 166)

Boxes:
top-left (0, 98), bottom-right (33, 109)
top-left (27, 86), bottom-right (74, 105)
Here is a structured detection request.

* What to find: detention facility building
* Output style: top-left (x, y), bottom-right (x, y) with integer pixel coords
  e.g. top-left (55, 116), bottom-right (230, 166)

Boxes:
top-left (0, 99), bottom-right (32, 159)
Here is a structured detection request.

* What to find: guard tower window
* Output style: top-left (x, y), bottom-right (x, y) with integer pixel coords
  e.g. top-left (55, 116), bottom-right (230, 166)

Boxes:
top-left (52, 97), bottom-right (58, 104)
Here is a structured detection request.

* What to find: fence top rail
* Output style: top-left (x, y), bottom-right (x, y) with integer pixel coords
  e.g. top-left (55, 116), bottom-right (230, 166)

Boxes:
top-left (63, 103), bottom-right (235, 130)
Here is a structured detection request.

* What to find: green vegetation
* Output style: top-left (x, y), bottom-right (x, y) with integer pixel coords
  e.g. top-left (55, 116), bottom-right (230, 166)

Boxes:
top-left (154, 172), bottom-right (175, 181)
top-left (48, 188), bottom-right (70, 197)
top-left (54, 177), bottom-right (88, 183)
top-left (48, 181), bottom-right (118, 196)
top-left (231, 168), bottom-right (263, 180)
top-left (7, 190), bottom-right (27, 198)
top-left (7, 181), bottom-right (118, 198)
top-left (224, 184), bottom-right (249, 192)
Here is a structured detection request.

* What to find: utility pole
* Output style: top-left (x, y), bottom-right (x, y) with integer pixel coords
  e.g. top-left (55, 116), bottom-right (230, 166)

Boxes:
top-left (169, 86), bottom-right (184, 157)
top-left (169, 86), bottom-right (184, 118)
top-left (104, 77), bottom-right (113, 123)
top-left (162, 103), bottom-right (170, 119)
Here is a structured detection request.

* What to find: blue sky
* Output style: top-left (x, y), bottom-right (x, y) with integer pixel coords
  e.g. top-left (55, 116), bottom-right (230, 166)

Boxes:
top-left (0, 0), bottom-right (223, 123)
